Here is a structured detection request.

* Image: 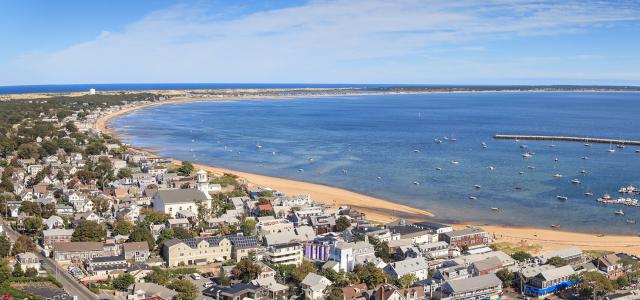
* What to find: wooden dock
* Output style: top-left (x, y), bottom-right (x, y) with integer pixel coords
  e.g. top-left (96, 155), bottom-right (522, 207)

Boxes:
top-left (494, 134), bottom-right (640, 146)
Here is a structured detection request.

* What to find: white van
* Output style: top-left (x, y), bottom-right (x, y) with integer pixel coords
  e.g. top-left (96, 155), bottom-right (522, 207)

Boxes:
top-left (191, 273), bottom-right (201, 280)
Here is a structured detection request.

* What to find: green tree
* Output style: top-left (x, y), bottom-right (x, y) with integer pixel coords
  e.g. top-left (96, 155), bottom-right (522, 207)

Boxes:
top-left (169, 279), bottom-right (199, 300)
top-left (12, 262), bottom-right (24, 277)
top-left (72, 221), bottom-right (106, 242)
top-left (0, 235), bottom-right (10, 257)
top-left (241, 218), bottom-right (257, 236)
top-left (232, 259), bottom-right (262, 283)
top-left (578, 271), bottom-right (614, 298)
top-left (19, 201), bottom-right (41, 216)
top-left (292, 260), bottom-right (317, 283)
top-left (496, 268), bottom-right (514, 288)
top-left (353, 262), bottom-right (386, 288)
top-left (177, 161), bottom-right (194, 176)
top-left (398, 273), bottom-right (417, 288)
top-left (368, 236), bottom-right (391, 262)
top-left (12, 236), bottom-right (36, 255)
top-left (128, 226), bottom-right (155, 250)
top-left (25, 267), bottom-right (38, 277)
top-left (112, 273), bottom-right (135, 290)
top-left (113, 220), bottom-right (134, 236)
top-left (547, 256), bottom-right (567, 267)
top-left (511, 251), bottom-right (532, 262)
top-left (325, 285), bottom-right (344, 300)
top-left (143, 210), bottom-right (170, 225)
top-left (0, 259), bottom-right (11, 283)
top-left (145, 267), bottom-right (171, 285)
top-left (335, 216), bottom-right (351, 232)
top-left (117, 167), bottom-right (132, 179)
top-left (23, 217), bottom-right (43, 234)
top-left (173, 227), bottom-right (194, 239)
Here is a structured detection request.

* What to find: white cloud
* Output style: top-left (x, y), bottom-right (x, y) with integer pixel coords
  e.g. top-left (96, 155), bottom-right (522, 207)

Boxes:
top-left (2, 0), bottom-right (640, 85)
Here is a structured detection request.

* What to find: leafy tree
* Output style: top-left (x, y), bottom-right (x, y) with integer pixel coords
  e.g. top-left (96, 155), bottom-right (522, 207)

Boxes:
top-left (19, 201), bottom-right (41, 216)
top-left (157, 228), bottom-right (175, 247)
top-left (72, 220), bottom-right (106, 242)
top-left (353, 262), bottom-right (386, 288)
top-left (23, 217), bottom-right (43, 234)
top-left (335, 216), bottom-right (351, 232)
top-left (92, 197), bottom-right (111, 214)
top-left (398, 273), bottom-right (417, 288)
top-left (173, 227), bottom-right (194, 239)
top-left (112, 220), bottom-right (134, 236)
top-left (0, 259), bottom-right (11, 283)
top-left (145, 267), bottom-right (171, 285)
top-left (368, 236), bottom-right (391, 262)
top-left (547, 256), bottom-right (567, 267)
top-left (325, 285), bottom-right (344, 300)
top-left (578, 271), bottom-right (614, 298)
top-left (12, 236), bottom-right (36, 255)
top-left (511, 251), bottom-right (532, 262)
top-left (17, 143), bottom-right (40, 159)
top-left (128, 225), bottom-right (155, 250)
top-left (292, 260), bottom-right (317, 283)
top-left (112, 273), bottom-right (135, 290)
top-left (615, 275), bottom-right (629, 288)
top-left (143, 209), bottom-right (170, 225)
top-left (496, 268), bottom-right (514, 288)
top-left (0, 235), bottom-right (10, 257)
top-left (232, 259), bottom-right (262, 283)
top-left (169, 279), bottom-right (199, 300)
top-left (117, 168), bottom-right (132, 179)
top-left (241, 218), bottom-right (257, 236)
top-left (12, 262), bottom-right (24, 277)
top-left (177, 161), bottom-right (194, 176)
top-left (25, 267), bottom-right (38, 277)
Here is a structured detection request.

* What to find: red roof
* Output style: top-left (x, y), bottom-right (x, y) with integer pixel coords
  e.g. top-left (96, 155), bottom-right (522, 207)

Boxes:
top-left (257, 204), bottom-right (273, 211)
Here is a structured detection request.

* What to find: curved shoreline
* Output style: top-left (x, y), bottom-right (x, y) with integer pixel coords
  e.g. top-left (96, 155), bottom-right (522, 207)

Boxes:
top-left (96, 95), bottom-right (640, 255)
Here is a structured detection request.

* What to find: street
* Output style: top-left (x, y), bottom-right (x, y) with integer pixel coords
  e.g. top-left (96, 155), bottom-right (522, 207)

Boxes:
top-left (1, 218), bottom-right (99, 300)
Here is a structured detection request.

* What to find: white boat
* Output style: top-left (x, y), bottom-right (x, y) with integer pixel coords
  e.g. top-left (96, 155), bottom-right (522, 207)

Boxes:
top-left (272, 151), bottom-right (276, 155)
top-left (469, 196), bottom-right (478, 200)
top-left (434, 139), bottom-right (442, 144)
top-left (553, 173), bottom-right (563, 178)
top-left (488, 166), bottom-right (495, 171)
top-left (377, 176), bottom-right (382, 180)
top-left (474, 185), bottom-right (481, 189)
top-left (554, 157), bottom-right (559, 162)
top-left (584, 143), bottom-right (591, 147)
top-left (617, 144), bottom-right (625, 149)
top-left (298, 168), bottom-right (304, 172)
top-left (585, 192), bottom-right (594, 196)
top-left (413, 149), bottom-right (420, 153)
top-left (626, 219), bottom-right (636, 224)
top-left (571, 179), bottom-right (581, 184)
top-left (491, 207), bottom-right (500, 212)
top-left (581, 156), bottom-right (588, 160)
top-left (549, 144), bottom-right (556, 148)
top-left (435, 167), bottom-right (442, 171)
top-left (413, 181), bottom-right (420, 185)
top-left (580, 170), bottom-right (588, 174)
top-left (520, 144), bottom-right (528, 149)
top-left (527, 165), bottom-right (535, 169)
top-left (450, 160), bottom-right (460, 165)
top-left (522, 152), bottom-right (533, 158)
top-left (518, 171), bottom-right (524, 175)
top-left (636, 149), bottom-right (640, 153)
top-left (481, 142), bottom-right (487, 148)
top-left (608, 143), bottom-right (616, 153)
top-left (615, 210), bottom-right (624, 216)
top-left (557, 196), bottom-right (568, 201)
top-left (256, 143), bottom-right (263, 149)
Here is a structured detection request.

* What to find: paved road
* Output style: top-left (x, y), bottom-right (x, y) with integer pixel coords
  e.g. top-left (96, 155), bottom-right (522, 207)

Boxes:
top-left (1, 218), bottom-right (99, 300)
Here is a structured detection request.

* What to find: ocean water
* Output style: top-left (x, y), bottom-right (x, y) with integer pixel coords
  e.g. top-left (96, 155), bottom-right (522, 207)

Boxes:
top-left (112, 92), bottom-right (640, 234)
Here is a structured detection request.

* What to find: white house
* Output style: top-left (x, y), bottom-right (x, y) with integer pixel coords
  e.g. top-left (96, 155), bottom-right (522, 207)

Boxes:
top-left (301, 273), bottom-right (331, 300)
top-left (329, 237), bottom-right (376, 272)
top-left (152, 189), bottom-right (210, 218)
top-left (384, 257), bottom-right (430, 281)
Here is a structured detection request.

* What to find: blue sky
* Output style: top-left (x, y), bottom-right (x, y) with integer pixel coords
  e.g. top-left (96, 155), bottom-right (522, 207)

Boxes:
top-left (1, 0), bottom-right (640, 85)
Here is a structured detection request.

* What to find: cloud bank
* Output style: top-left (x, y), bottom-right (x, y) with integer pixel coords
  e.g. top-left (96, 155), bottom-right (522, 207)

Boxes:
top-left (4, 0), bottom-right (640, 85)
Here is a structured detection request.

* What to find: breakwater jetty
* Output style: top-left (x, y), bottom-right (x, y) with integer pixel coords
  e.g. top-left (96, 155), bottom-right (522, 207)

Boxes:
top-left (494, 134), bottom-right (640, 146)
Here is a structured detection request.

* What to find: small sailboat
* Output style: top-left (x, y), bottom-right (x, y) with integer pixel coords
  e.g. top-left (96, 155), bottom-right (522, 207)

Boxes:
top-left (557, 195), bottom-right (568, 201)
top-left (571, 179), bottom-right (581, 184)
top-left (256, 143), bottom-right (263, 149)
top-left (272, 151), bottom-right (276, 155)
top-left (608, 143), bottom-right (616, 153)
top-left (377, 176), bottom-right (382, 180)
top-left (549, 144), bottom-right (556, 148)
top-left (550, 224), bottom-right (561, 229)
top-left (413, 181), bottom-right (420, 185)
top-left (554, 157), bottom-right (559, 162)
top-left (481, 142), bottom-right (488, 149)
top-left (474, 185), bottom-right (481, 189)
top-left (615, 210), bottom-right (625, 216)
top-left (488, 166), bottom-right (495, 171)
top-left (584, 143), bottom-right (591, 147)
top-left (520, 144), bottom-right (528, 149)
top-left (518, 171), bottom-right (524, 175)
top-left (450, 134), bottom-right (457, 142)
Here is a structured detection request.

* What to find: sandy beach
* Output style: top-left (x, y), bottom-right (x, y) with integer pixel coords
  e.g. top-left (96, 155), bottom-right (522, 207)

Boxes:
top-left (95, 96), bottom-right (640, 256)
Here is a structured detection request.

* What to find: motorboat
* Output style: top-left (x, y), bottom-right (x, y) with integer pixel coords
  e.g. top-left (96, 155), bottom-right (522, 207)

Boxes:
top-left (615, 210), bottom-right (625, 216)
top-left (571, 179), bottom-right (581, 184)
top-left (469, 196), bottom-right (478, 200)
top-left (474, 185), bottom-right (482, 189)
top-left (435, 167), bottom-right (442, 171)
top-left (557, 195), bottom-right (568, 201)
top-left (585, 192), bottom-right (594, 196)
top-left (488, 166), bottom-right (495, 171)
top-left (553, 173), bottom-right (563, 178)
top-left (450, 160), bottom-right (460, 165)
top-left (522, 152), bottom-right (533, 158)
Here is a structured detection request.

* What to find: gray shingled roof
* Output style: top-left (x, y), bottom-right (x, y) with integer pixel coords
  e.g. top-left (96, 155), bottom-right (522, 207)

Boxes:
top-left (155, 189), bottom-right (208, 204)
top-left (445, 273), bottom-right (501, 294)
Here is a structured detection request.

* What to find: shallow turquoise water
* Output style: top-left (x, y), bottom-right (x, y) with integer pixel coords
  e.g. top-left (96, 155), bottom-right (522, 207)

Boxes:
top-left (112, 92), bottom-right (640, 234)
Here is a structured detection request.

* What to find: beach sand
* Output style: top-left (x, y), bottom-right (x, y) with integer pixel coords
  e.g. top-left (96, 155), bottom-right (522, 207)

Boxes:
top-left (96, 97), bottom-right (640, 255)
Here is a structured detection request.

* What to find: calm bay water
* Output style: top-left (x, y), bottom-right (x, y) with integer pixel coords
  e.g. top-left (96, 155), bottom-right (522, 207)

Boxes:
top-left (112, 92), bottom-right (640, 234)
